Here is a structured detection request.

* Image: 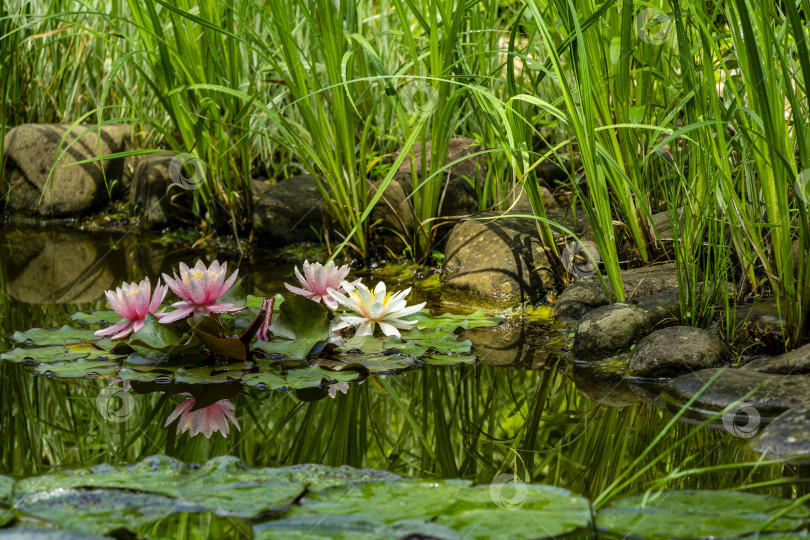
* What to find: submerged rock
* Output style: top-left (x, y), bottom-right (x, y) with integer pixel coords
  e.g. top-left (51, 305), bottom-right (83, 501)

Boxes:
top-left (555, 263), bottom-right (680, 321)
top-left (253, 175), bottom-right (325, 245)
top-left (752, 404), bottom-right (810, 461)
top-left (733, 300), bottom-right (788, 355)
top-left (3, 123), bottom-right (132, 216)
top-left (572, 288), bottom-right (680, 361)
top-left (395, 137), bottom-right (487, 183)
top-left (627, 326), bottom-right (730, 379)
top-left (742, 342), bottom-right (810, 375)
top-left (662, 368), bottom-right (810, 424)
top-left (465, 324), bottom-right (559, 369)
top-left (441, 212), bottom-right (555, 308)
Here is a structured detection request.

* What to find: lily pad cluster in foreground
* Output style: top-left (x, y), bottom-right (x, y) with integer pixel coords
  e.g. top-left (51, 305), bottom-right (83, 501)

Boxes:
top-left (0, 456), bottom-right (807, 539)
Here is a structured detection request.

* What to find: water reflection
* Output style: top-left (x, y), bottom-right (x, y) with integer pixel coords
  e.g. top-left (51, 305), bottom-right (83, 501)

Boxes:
top-left (0, 225), bottom-right (801, 503)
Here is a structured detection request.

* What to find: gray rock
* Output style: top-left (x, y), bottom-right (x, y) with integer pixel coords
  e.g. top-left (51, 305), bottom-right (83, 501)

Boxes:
top-left (253, 175), bottom-right (325, 245)
top-left (5, 227), bottom-right (125, 303)
top-left (662, 368), bottom-right (810, 424)
top-left (441, 211), bottom-right (555, 308)
top-left (627, 326), bottom-right (730, 378)
top-left (507, 184), bottom-right (560, 212)
top-left (3, 123), bottom-right (132, 216)
top-left (395, 137), bottom-right (487, 183)
top-left (733, 300), bottom-right (788, 355)
top-left (572, 288), bottom-right (680, 361)
top-left (741, 342), bottom-right (810, 375)
top-left (555, 262), bottom-right (680, 321)
top-left (650, 208), bottom-right (683, 243)
top-left (129, 152), bottom-right (194, 227)
top-left (369, 171), bottom-right (478, 246)
top-left (752, 403), bottom-right (810, 461)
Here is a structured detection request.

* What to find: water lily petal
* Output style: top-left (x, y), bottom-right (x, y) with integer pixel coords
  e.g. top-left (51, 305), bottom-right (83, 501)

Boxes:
top-left (157, 303), bottom-right (196, 323)
top-left (94, 319), bottom-right (134, 338)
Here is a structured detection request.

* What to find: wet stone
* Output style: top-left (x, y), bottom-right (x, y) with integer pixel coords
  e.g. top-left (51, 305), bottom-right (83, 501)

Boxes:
top-left (572, 288), bottom-right (681, 361)
top-left (129, 151), bottom-right (193, 227)
top-left (741, 342), bottom-right (810, 375)
top-left (733, 300), bottom-right (787, 355)
top-left (752, 403), bottom-right (810, 461)
top-left (555, 263), bottom-right (680, 321)
top-left (627, 326), bottom-right (730, 379)
top-left (395, 137), bottom-right (487, 183)
top-left (441, 211), bottom-right (555, 308)
top-left (253, 175), bottom-right (325, 245)
top-left (662, 368), bottom-right (810, 423)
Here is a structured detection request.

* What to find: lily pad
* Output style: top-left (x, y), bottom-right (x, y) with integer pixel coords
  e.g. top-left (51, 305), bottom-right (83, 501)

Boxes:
top-left (0, 529), bottom-right (110, 539)
top-left (243, 366), bottom-right (360, 390)
top-left (34, 359), bottom-right (119, 378)
top-left (13, 487), bottom-right (205, 536)
top-left (12, 326), bottom-right (97, 346)
top-left (1, 344), bottom-right (120, 366)
top-left (404, 310), bottom-right (504, 332)
top-left (15, 455), bottom-right (305, 522)
top-left (254, 295), bottom-right (331, 359)
top-left (69, 311), bottom-right (121, 325)
top-left (317, 354), bottom-right (418, 374)
top-left (0, 475), bottom-right (11, 528)
top-left (255, 515), bottom-right (458, 539)
top-left (129, 314), bottom-right (188, 353)
top-left (597, 490), bottom-right (810, 538)
top-left (287, 480), bottom-right (592, 540)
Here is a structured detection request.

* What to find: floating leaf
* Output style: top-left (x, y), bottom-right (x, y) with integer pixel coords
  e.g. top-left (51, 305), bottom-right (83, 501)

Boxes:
top-left (129, 314), bottom-right (187, 353)
top-left (403, 310), bottom-right (504, 332)
top-left (243, 366), bottom-right (359, 390)
top-left (13, 487), bottom-right (205, 536)
top-left (188, 316), bottom-right (247, 361)
top-left (0, 476), bottom-right (12, 501)
top-left (254, 515), bottom-right (457, 540)
top-left (317, 354), bottom-right (417, 374)
top-left (597, 491), bottom-right (810, 539)
top-left (69, 311), bottom-right (121, 325)
top-left (288, 480), bottom-right (591, 539)
top-left (254, 296), bottom-right (330, 359)
top-left (12, 326), bottom-right (97, 346)
top-left (422, 353), bottom-right (476, 366)
top-left (34, 359), bottom-right (119, 379)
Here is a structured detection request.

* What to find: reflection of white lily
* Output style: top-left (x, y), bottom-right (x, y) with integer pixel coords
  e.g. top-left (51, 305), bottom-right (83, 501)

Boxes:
top-left (327, 281), bottom-right (425, 338)
top-left (328, 382), bottom-right (349, 398)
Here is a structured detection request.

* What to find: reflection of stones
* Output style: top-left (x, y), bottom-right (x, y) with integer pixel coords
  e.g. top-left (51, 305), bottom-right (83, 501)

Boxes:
top-left (662, 368), bottom-right (810, 425)
top-left (742, 342), bottom-right (810, 375)
top-left (3, 123), bottom-right (131, 216)
top-left (570, 361), bottom-right (664, 407)
top-left (732, 300), bottom-right (787, 355)
top-left (6, 228), bottom-right (125, 303)
top-left (253, 175), bottom-right (325, 245)
top-left (627, 326), bottom-right (730, 379)
top-left (555, 263), bottom-right (680, 321)
top-left (572, 288), bottom-right (680, 361)
top-left (752, 403), bottom-right (810, 462)
top-left (466, 325), bottom-right (558, 369)
top-left (129, 152), bottom-right (193, 227)
top-left (441, 212), bottom-right (555, 308)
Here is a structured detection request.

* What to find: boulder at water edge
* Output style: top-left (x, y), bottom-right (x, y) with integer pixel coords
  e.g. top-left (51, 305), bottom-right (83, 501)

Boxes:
top-left (3, 123), bottom-right (132, 216)
top-left (627, 326), bottom-right (730, 378)
top-left (253, 175), bottom-right (325, 245)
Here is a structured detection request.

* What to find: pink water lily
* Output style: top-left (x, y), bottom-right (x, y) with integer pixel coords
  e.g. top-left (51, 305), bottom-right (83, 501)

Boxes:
top-left (284, 260), bottom-right (353, 310)
top-left (164, 395), bottom-right (240, 438)
top-left (159, 260), bottom-right (242, 323)
top-left (95, 277), bottom-right (168, 340)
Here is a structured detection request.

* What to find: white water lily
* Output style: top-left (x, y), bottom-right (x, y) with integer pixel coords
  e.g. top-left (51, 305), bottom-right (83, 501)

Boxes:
top-left (327, 281), bottom-right (425, 338)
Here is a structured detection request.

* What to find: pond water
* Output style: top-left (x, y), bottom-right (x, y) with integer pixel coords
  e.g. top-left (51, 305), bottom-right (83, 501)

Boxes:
top-left (0, 224), bottom-right (807, 538)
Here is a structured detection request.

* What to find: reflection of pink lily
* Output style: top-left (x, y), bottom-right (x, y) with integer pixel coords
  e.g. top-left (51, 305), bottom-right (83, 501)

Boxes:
top-left (160, 260), bottom-right (243, 323)
top-left (164, 394), bottom-right (240, 438)
top-left (95, 277), bottom-right (168, 340)
top-left (284, 260), bottom-right (353, 310)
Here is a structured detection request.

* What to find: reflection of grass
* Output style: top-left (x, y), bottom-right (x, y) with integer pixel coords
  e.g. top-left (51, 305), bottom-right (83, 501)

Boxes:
top-left (0, 356), bottom-right (794, 501)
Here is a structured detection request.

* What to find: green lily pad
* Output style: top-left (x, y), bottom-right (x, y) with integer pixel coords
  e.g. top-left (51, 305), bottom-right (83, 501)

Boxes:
top-left (0, 476), bottom-right (12, 501)
top-left (597, 490), bottom-right (810, 538)
top-left (255, 515), bottom-right (457, 539)
top-left (173, 364), bottom-right (249, 384)
top-left (243, 366), bottom-right (360, 390)
top-left (34, 359), bottom-right (119, 379)
top-left (69, 311), bottom-right (121, 325)
top-left (13, 487), bottom-right (205, 536)
top-left (403, 310), bottom-right (504, 332)
top-left (129, 314), bottom-right (187, 353)
top-left (255, 295), bottom-right (330, 359)
top-left (422, 353), bottom-right (476, 366)
top-left (288, 480), bottom-right (592, 539)
top-left (12, 326), bottom-right (97, 346)
top-left (15, 456), bottom-right (305, 522)
top-left (0, 528), bottom-right (110, 539)
top-left (317, 354), bottom-right (417, 374)
top-left (1, 343), bottom-right (121, 366)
